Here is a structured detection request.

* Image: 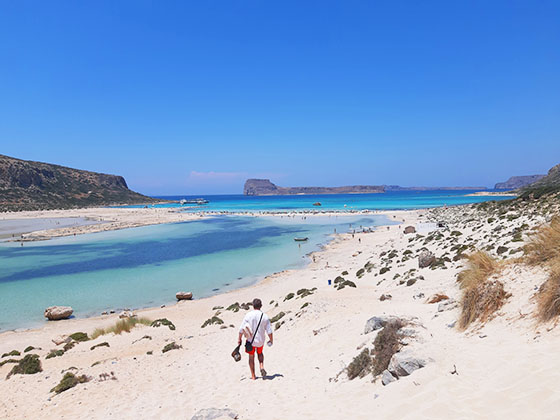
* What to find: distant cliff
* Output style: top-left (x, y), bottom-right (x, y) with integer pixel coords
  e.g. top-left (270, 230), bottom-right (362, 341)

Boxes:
top-left (495, 175), bottom-right (545, 190)
top-left (383, 185), bottom-right (486, 191)
top-left (243, 179), bottom-right (385, 196)
top-left (0, 154), bottom-right (158, 211)
top-left (519, 164), bottom-right (560, 199)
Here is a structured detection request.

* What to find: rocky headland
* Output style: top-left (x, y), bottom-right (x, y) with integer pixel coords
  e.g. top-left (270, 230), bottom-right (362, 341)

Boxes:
top-left (0, 154), bottom-right (158, 211)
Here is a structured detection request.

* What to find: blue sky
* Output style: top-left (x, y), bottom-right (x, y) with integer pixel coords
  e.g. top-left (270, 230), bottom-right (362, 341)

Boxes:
top-left (1, 1), bottom-right (559, 195)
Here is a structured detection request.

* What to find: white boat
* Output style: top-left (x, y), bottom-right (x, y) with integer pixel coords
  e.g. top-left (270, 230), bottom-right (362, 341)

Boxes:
top-left (180, 198), bottom-right (209, 205)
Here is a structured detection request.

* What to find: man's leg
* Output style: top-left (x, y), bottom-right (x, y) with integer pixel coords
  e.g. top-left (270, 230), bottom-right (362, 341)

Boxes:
top-left (258, 352), bottom-right (264, 371)
top-left (248, 353), bottom-right (256, 380)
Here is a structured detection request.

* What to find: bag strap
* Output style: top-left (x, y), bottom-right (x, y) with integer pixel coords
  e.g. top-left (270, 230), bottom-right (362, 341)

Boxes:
top-left (249, 313), bottom-right (264, 345)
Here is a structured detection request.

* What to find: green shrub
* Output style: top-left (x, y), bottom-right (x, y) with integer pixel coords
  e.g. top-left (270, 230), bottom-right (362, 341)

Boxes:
top-left (51, 372), bottom-right (89, 394)
top-left (284, 292), bottom-right (295, 301)
top-left (380, 267), bottom-right (390, 275)
top-left (226, 302), bottom-right (241, 312)
top-left (151, 318), bottom-right (176, 330)
top-left (162, 342), bottom-right (182, 353)
top-left (270, 312), bottom-right (286, 323)
top-left (46, 349), bottom-right (65, 359)
top-left (7, 354), bottom-right (42, 379)
top-left (347, 348), bottom-right (371, 380)
top-left (24, 346), bottom-right (36, 353)
top-left (69, 332), bottom-right (89, 342)
top-left (90, 342), bottom-right (110, 351)
top-left (201, 316), bottom-right (224, 328)
top-left (1, 350), bottom-right (20, 358)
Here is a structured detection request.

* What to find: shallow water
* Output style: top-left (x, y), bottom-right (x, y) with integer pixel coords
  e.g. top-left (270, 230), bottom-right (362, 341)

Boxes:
top-left (0, 215), bottom-right (394, 331)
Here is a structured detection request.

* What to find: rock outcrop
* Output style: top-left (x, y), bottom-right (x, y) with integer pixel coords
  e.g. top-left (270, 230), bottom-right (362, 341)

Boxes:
top-left (495, 175), bottom-right (545, 190)
top-left (191, 408), bottom-right (239, 420)
top-left (0, 154), bottom-right (158, 211)
top-left (44, 306), bottom-right (73, 321)
top-left (243, 179), bottom-right (385, 196)
top-left (387, 353), bottom-right (426, 378)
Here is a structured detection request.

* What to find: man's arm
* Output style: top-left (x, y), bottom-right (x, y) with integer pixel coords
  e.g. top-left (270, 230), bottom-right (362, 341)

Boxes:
top-left (238, 331), bottom-right (243, 345)
top-left (268, 332), bottom-right (273, 345)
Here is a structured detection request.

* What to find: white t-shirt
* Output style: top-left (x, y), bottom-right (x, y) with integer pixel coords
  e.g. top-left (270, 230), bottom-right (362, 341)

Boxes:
top-left (239, 310), bottom-right (272, 348)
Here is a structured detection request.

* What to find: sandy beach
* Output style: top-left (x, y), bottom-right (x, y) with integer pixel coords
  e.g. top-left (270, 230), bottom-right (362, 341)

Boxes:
top-left (1, 201), bottom-right (560, 420)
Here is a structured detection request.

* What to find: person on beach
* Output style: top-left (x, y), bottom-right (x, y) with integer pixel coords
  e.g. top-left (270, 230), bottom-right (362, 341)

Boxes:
top-left (238, 298), bottom-right (273, 380)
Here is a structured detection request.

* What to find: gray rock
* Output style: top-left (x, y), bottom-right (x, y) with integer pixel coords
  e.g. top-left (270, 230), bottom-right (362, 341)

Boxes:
top-left (364, 316), bottom-right (397, 334)
top-left (381, 369), bottom-right (397, 385)
top-left (418, 251), bottom-right (436, 268)
top-left (176, 291), bottom-right (193, 301)
top-left (437, 299), bottom-right (458, 312)
top-left (404, 226), bottom-right (416, 234)
top-left (388, 353), bottom-right (426, 378)
top-left (191, 408), bottom-right (238, 420)
top-left (447, 320), bottom-right (457, 328)
top-left (44, 306), bottom-right (73, 320)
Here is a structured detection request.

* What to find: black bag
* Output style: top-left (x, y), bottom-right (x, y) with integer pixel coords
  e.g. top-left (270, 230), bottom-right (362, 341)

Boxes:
top-left (245, 313), bottom-right (263, 353)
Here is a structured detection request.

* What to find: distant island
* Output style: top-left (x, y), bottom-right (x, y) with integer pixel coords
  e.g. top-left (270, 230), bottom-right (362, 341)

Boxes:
top-left (495, 175), bottom-right (545, 190)
top-left (243, 179), bottom-right (487, 196)
top-left (243, 179), bottom-right (384, 196)
top-left (0, 154), bottom-right (158, 211)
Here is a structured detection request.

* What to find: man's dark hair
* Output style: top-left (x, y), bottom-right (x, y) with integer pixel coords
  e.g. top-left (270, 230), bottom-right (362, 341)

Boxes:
top-left (252, 298), bottom-right (262, 309)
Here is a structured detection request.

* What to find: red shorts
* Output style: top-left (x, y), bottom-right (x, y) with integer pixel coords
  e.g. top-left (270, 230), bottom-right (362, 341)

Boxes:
top-left (245, 345), bottom-right (264, 355)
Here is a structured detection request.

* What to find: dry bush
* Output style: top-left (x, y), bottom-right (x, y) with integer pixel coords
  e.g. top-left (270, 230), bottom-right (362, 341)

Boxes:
top-left (372, 319), bottom-right (404, 375)
top-left (457, 251), bottom-right (499, 290)
top-left (457, 251), bottom-right (510, 330)
top-left (524, 216), bottom-right (560, 265)
top-left (427, 293), bottom-right (449, 304)
top-left (91, 317), bottom-right (151, 339)
top-left (537, 259), bottom-right (560, 322)
top-left (347, 348), bottom-right (371, 380)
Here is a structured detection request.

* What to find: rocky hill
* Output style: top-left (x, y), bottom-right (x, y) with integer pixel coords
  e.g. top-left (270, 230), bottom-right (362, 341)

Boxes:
top-left (495, 175), bottom-right (545, 190)
top-left (519, 163), bottom-right (560, 199)
top-left (243, 179), bottom-right (385, 196)
top-left (0, 154), bottom-right (158, 211)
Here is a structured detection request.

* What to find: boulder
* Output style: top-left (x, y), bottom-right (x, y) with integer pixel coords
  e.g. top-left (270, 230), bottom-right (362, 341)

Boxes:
top-left (404, 226), bottom-right (416, 234)
top-left (418, 251), bottom-right (436, 268)
top-left (119, 310), bottom-right (136, 319)
top-left (381, 369), bottom-right (397, 386)
top-left (388, 353), bottom-right (426, 378)
top-left (364, 316), bottom-right (398, 334)
top-left (176, 291), bottom-right (193, 301)
top-left (191, 408), bottom-right (239, 420)
top-left (44, 306), bottom-right (73, 321)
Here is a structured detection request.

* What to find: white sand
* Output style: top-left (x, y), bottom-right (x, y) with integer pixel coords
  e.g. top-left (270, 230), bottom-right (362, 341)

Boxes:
top-left (1, 206), bottom-right (559, 419)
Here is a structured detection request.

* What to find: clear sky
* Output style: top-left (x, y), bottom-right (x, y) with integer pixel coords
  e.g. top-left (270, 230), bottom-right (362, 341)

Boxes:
top-left (1, 1), bottom-right (559, 195)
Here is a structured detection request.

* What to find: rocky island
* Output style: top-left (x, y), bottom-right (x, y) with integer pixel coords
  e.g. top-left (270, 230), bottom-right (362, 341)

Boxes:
top-left (243, 179), bottom-right (385, 196)
top-left (0, 154), bottom-right (158, 211)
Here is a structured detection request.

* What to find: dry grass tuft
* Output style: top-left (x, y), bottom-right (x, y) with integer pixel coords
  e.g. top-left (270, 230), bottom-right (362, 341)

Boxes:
top-left (457, 251), bottom-right (510, 330)
top-left (457, 251), bottom-right (499, 290)
top-left (537, 259), bottom-right (560, 322)
top-left (347, 348), bottom-right (372, 380)
top-left (91, 317), bottom-right (151, 339)
top-left (524, 217), bottom-right (560, 322)
top-left (524, 216), bottom-right (560, 265)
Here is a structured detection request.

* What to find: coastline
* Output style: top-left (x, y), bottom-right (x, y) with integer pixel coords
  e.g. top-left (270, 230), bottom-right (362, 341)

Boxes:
top-left (2, 201), bottom-right (559, 419)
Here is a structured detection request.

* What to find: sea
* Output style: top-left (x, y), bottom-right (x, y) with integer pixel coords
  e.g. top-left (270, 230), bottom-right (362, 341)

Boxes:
top-left (0, 191), bottom-right (511, 331)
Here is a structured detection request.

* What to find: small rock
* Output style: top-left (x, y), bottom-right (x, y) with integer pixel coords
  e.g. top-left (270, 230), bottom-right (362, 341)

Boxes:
top-left (176, 291), bottom-right (193, 301)
top-left (44, 306), bottom-right (73, 321)
top-left (447, 320), bottom-right (457, 328)
top-left (191, 408), bottom-right (239, 420)
top-left (388, 353), bottom-right (426, 378)
top-left (413, 293), bottom-right (425, 300)
top-left (437, 299), bottom-right (458, 312)
top-left (364, 316), bottom-right (398, 334)
top-left (418, 251), bottom-right (436, 268)
top-left (381, 369), bottom-right (398, 385)
top-left (52, 335), bottom-right (71, 345)
top-left (379, 294), bottom-right (392, 301)
top-left (119, 310), bottom-right (136, 319)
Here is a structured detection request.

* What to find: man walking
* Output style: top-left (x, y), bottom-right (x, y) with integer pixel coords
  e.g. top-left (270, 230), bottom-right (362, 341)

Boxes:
top-left (238, 298), bottom-right (273, 380)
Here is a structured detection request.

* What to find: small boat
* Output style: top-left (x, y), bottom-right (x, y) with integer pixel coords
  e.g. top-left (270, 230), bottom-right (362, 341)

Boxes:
top-left (294, 237), bottom-right (309, 242)
top-left (313, 202), bottom-right (321, 206)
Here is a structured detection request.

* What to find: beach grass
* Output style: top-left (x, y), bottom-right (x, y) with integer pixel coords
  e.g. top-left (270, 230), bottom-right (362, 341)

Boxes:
top-left (458, 251), bottom-right (509, 329)
top-left (91, 317), bottom-right (152, 339)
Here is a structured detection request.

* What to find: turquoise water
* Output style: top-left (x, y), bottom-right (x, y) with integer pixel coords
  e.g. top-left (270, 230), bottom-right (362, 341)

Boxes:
top-left (0, 215), bottom-right (394, 331)
top-left (123, 190), bottom-right (512, 212)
